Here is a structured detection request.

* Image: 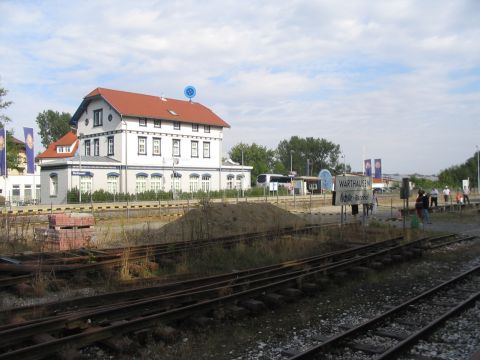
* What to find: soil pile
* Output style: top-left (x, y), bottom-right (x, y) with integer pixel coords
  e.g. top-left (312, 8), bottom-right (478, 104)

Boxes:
top-left (157, 202), bottom-right (307, 242)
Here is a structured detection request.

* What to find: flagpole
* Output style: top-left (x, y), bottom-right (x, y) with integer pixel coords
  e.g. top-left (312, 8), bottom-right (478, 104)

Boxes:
top-left (4, 129), bottom-right (8, 240)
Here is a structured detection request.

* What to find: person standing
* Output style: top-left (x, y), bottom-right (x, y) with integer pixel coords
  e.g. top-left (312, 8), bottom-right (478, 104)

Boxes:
top-left (443, 186), bottom-right (450, 203)
top-left (415, 190), bottom-right (424, 221)
top-left (422, 191), bottom-right (431, 224)
top-left (463, 186), bottom-right (471, 205)
top-left (430, 188), bottom-right (438, 208)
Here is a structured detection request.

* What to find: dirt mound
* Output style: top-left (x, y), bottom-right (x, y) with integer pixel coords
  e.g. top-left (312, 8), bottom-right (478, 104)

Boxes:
top-left (157, 202), bottom-right (307, 242)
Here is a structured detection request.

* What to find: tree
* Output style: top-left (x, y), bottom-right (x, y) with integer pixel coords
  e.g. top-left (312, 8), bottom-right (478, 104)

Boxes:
top-left (229, 143), bottom-right (277, 186)
top-left (276, 136), bottom-right (345, 176)
top-left (6, 131), bottom-right (22, 171)
top-left (36, 110), bottom-right (71, 147)
top-left (438, 153), bottom-right (479, 188)
top-left (0, 82), bottom-right (12, 127)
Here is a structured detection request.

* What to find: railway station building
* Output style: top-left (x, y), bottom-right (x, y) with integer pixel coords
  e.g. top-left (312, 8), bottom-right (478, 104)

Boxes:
top-left (38, 87), bottom-right (252, 204)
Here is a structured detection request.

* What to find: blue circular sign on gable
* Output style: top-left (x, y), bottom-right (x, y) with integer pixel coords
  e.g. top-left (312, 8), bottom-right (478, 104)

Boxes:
top-left (184, 86), bottom-right (196, 99)
top-left (319, 169), bottom-right (333, 191)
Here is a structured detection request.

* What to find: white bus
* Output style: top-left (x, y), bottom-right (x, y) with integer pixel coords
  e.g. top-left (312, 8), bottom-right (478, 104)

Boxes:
top-left (256, 174), bottom-right (292, 188)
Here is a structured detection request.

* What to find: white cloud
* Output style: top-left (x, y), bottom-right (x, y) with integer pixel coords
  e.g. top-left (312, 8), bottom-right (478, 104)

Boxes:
top-left (0, 0), bottom-right (479, 174)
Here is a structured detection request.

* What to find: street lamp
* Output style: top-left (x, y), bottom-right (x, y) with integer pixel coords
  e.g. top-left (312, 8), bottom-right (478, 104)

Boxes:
top-left (341, 153), bottom-right (346, 175)
top-left (290, 150), bottom-right (293, 173)
top-left (78, 133), bottom-right (83, 203)
top-left (476, 145), bottom-right (479, 194)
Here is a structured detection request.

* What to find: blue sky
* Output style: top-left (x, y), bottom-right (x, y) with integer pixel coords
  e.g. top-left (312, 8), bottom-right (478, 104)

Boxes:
top-left (1, 0), bottom-right (479, 175)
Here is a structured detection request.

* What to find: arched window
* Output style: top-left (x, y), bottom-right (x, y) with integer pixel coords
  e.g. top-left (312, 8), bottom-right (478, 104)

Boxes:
top-left (226, 174), bottom-right (234, 190)
top-left (49, 173), bottom-right (58, 196)
top-left (136, 174), bottom-right (147, 194)
top-left (151, 174), bottom-right (163, 192)
top-left (236, 174), bottom-right (244, 190)
top-left (107, 176), bottom-right (119, 194)
top-left (189, 174), bottom-right (199, 193)
top-left (201, 174), bottom-right (211, 192)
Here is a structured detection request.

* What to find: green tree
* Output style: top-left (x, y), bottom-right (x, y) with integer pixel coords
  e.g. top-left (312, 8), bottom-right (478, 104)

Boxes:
top-left (5, 131), bottom-right (22, 171)
top-left (0, 82), bottom-right (12, 127)
top-left (276, 136), bottom-right (346, 176)
top-left (229, 143), bottom-right (277, 186)
top-left (438, 153), bottom-right (479, 189)
top-left (36, 110), bottom-right (71, 147)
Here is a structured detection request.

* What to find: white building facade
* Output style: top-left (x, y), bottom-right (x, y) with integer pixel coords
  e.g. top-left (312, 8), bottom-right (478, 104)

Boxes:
top-left (39, 88), bottom-right (251, 204)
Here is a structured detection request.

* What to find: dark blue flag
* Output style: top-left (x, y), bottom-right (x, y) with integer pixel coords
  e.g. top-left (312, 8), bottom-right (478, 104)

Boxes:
top-left (364, 159), bottom-right (372, 177)
top-left (0, 128), bottom-right (6, 177)
top-left (23, 127), bottom-right (35, 174)
top-left (374, 159), bottom-right (382, 179)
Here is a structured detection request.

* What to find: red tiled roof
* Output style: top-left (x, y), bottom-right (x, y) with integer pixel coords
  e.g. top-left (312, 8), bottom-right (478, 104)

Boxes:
top-left (37, 131), bottom-right (78, 159)
top-left (85, 87), bottom-right (230, 128)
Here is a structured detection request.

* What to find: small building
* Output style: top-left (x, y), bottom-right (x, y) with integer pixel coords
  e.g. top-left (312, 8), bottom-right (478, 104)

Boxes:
top-left (0, 136), bottom-right (40, 205)
top-left (38, 87), bottom-right (252, 204)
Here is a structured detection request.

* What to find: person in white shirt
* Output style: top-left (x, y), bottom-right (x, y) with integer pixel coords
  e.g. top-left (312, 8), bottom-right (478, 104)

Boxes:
top-left (443, 186), bottom-right (450, 203)
top-left (463, 186), bottom-right (470, 204)
top-left (430, 188), bottom-right (438, 207)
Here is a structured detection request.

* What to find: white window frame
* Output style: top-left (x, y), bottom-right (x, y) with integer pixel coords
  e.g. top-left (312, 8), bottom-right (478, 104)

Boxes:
top-left (49, 175), bottom-right (58, 197)
top-left (93, 139), bottom-right (99, 156)
top-left (203, 142), bottom-right (210, 158)
top-left (204, 125), bottom-right (211, 133)
top-left (107, 136), bottom-right (114, 156)
top-left (153, 137), bottom-right (161, 156)
top-left (154, 119), bottom-right (161, 128)
top-left (136, 175), bottom-right (147, 194)
top-left (150, 175), bottom-right (163, 192)
top-left (191, 141), bottom-right (198, 158)
top-left (201, 175), bottom-right (210, 192)
top-left (172, 139), bottom-right (180, 157)
top-left (84, 140), bottom-right (91, 156)
top-left (80, 176), bottom-right (93, 194)
top-left (189, 175), bottom-right (199, 192)
top-left (138, 136), bottom-right (147, 155)
top-left (93, 109), bottom-right (103, 127)
top-left (139, 118), bottom-right (147, 127)
top-left (107, 176), bottom-right (118, 194)
top-left (192, 123), bottom-right (198, 132)
top-left (173, 121), bottom-right (181, 130)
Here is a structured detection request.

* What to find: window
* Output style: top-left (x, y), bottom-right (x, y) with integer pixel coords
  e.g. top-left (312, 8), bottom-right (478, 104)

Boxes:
top-left (93, 139), bottom-right (99, 156)
top-left (80, 176), bottom-right (92, 194)
top-left (191, 141), bottom-right (198, 158)
top-left (201, 175), bottom-right (211, 192)
top-left (204, 125), bottom-right (211, 133)
top-left (24, 185), bottom-right (32, 201)
top-left (107, 136), bottom-right (114, 156)
top-left (84, 140), bottom-right (91, 156)
top-left (93, 109), bottom-right (103, 127)
top-left (139, 118), bottom-right (147, 127)
top-left (236, 175), bottom-right (244, 190)
top-left (168, 109), bottom-right (178, 116)
top-left (151, 175), bottom-right (163, 192)
top-left (138, 137), bottom-right (147, 155)
top-left (12, 185), bottom-right (20, 203)
top-left (50, 174), bottom-right (58, 197)
top-left (153, 138), bottom-right (161, 156)
top-left (226, 175), bottom-right (234, 190)
top-left (172, 177), bottom-right (181, 192)
top-left (107, 176), bottom-right (118, 194)
top-left (173, 121), bottom-right (180, 130)
top-left (203, 142), bottom-right (210, 158)
top-left (154, 119), bottom-right (161, 128)
top-left (192, 123), bottom-right (198, 132)
top-left (136, 175), bottom-right (147, 194)
top-left (189, 175), bottom-right (199, 192)
top-left (172, 139), bottom-right (180, 157)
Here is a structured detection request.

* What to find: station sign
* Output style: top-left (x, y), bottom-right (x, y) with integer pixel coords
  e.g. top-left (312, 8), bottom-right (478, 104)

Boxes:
top-left (71, 171), bottom-right (93, 177)
top-left (334, 175), bottom-right (372, 205)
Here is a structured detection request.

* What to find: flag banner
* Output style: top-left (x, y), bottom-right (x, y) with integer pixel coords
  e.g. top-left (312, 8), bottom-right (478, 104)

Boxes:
top-left (0, 128), bottom-right (6, 177)
top-left (374, 158), bottom-right (382, 179)
top-left (364, 159), bottom-right (372, 177)
top-left (23, 127), bottom-right (35, 174)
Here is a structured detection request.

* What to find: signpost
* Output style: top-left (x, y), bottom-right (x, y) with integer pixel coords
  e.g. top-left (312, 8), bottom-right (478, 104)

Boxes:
top-left (334, 175), bottom-right (373, 206)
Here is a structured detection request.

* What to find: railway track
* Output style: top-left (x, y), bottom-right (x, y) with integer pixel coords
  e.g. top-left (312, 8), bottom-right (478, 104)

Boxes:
top-left (289, 263), bottom-right (480, 359)
top-left (0, 224), bottom-right (333, 288)
top-left (0, 233), bottom-right (474, 360)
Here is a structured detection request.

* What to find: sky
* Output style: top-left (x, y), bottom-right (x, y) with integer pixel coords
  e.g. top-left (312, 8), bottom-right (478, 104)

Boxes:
top-left (1, 0), bottom-right (479, 175)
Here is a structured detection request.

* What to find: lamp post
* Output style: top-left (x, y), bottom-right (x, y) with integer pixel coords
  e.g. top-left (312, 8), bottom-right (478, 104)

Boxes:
top-left (477, 145), bottom-right (479, 194)
top-left (290, 150), bottom-right (293, 173)
top-left (78, 133), bottom-right (83, 203)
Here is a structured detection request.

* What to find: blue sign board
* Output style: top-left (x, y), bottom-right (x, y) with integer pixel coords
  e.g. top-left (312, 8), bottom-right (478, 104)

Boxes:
top-left (319, 169), bottom-right (333, 191)
top-left (184, 85), bottom-right (196, 99)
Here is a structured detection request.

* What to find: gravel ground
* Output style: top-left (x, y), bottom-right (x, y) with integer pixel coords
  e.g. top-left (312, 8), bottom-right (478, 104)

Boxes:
top-left (128, 211), bottom-right (480, 360)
